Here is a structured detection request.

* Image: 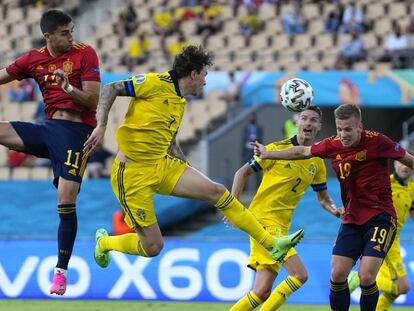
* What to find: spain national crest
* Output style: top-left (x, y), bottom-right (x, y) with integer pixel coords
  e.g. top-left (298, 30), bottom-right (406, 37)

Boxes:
top-left (63, 59), bottom-right (73, 75)
top-left (355, 150), bottom-right (367, 161)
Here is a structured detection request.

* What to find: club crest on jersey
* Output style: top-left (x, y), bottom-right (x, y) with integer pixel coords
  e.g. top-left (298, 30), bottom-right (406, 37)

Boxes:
top-left (308, 164), bottom-right (316, 177)
top-left (63, 60), bottom-right (73, 75)
top-left (136, 209), bottom-right (146, 221)
top-left (48, 64), bottom-right (57, 72)
top-left (134, 75), bottom-right (146, 84)
top-left (355, 150), bottom-right (367, 161)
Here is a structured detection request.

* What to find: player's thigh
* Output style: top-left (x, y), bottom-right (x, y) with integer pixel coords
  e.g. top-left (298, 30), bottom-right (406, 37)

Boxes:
top-left (0, 121), bottom-right (32, 150)
top-left (332, 223), bottom-right (364, 263)
top-left (111, 159), bottom-right (158, 229)
top-left (171, 165), bottom-right (225, 203)
top-left (284, 254), bottom-right (308, 283)
top-left (358, 256), bottom-right (383, 285)
top-left (136, 221), bottom-right (163, 252)
top-left (331, 255), bottom-right (355, 282)
top-left (252, 268), bottom-right (277, 297)
top-left (57, 178), bottom-right (80, 203)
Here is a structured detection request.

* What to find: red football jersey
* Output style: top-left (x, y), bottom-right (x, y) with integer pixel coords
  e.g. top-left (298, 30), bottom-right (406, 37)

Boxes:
top-left (6, 43), bottom-right (100, 127)
top-left (311, 130), bottom-right (406, 225)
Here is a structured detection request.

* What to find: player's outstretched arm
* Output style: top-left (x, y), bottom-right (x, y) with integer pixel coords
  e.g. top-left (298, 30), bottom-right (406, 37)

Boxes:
top-left (398, 151), bottom-right (414, 171)
top-left (0, 68), bottom-right (15, 85)
top-left (317, 190), bottom-right (344, 218)
top-left (253, 141), bottom-right (312, 160)
top-left (83, 81), bottom-right (128, 153)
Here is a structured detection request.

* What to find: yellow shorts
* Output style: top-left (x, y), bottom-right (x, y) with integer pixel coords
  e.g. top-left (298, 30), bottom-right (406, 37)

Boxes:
top-left (378, 239), bottom-right (406, 280)
top-left (248, 225), bottom-right (297, 273)
top-left (110, 155), bottom-right (188, 228)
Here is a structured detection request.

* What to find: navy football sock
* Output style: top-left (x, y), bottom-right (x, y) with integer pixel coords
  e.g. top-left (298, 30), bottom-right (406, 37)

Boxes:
top-left (329, 280), bottom-right (350, 311)
top-left (56, 204), bottom-right (77, 270)
top-left (360, 282), bottom-right (379, 311)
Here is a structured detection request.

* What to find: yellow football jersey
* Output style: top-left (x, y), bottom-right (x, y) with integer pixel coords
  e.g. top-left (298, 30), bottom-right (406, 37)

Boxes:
top-left (390, 174), bottom-right (414, 237)
top-left (248, 136), bottom-right (327, 228)
top-left (116, 71), bottom-right (186, 161)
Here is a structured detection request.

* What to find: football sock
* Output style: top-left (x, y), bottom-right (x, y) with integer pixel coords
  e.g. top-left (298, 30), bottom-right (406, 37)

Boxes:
top-left (260, 275), bottom-right (303, 310)
top-left (376, 293), bottom-right (397, 311)
top-left (214, 190), bottom-right (274, 249)
top-left (376, 275), bottom-right (399, 296)
top-left (230, 291), bottom-right (263, 311)
top-left (329, 280), bottom-right (350, 311)
top-left (99, 233), bottom-right (149, 256)
top-left (360, 282), bottom-right (379, 311)
top-left (56, 204), bottom-right (77, 270)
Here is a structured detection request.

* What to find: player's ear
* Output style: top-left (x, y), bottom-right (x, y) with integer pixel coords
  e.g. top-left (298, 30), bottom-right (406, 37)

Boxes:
top-left (190, 70), bottom-right (197, 80)
top-left (43, 32), bottom-right (50, 41)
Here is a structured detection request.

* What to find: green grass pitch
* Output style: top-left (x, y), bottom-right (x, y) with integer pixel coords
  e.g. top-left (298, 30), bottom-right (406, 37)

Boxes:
top-left (1, 300), bottom-right (414, 311)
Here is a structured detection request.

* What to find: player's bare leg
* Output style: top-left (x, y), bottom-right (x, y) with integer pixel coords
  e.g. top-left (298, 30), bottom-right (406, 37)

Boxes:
top-left (0, 122), bottom-right (25, 150)
top-left (172, 166), bottom-right (304, 261)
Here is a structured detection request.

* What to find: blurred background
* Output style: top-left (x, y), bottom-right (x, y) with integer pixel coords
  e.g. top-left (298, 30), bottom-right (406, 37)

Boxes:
top-left (0, 0), bottom-right (414, 306)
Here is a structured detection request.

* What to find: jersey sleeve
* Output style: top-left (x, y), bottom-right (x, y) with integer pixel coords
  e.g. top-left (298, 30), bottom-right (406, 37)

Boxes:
top-left (310, 138), bottom-right (329, 158)
top-left (376, 134), bottom-right (406, 159)
top-left (311, 158), bottom-right (328, 192)
top-left (123, 74), bottom-right (155, 98)
top-left (80, 47), bottom-right (101, 82)
top-left (6, 52), bottom-right (32, 80)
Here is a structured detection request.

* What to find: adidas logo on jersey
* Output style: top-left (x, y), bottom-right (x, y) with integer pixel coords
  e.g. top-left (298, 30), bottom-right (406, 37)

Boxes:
top-left (68, 169), bottom-right (77, 176)
top-left (335, 154), bottom-right (342, 160)
top-left (372, 245), bottom-right (382, 252)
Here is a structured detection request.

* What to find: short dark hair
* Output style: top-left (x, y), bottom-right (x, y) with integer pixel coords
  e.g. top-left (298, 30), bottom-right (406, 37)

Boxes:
top-left (40, 9), bottom-right (72, 34)
top-left (172, 45), bottom-right (213, 79)
top-left (304, 105), bottom-right (322, 120)
top-left (334, 104), bottom-right (361, 121)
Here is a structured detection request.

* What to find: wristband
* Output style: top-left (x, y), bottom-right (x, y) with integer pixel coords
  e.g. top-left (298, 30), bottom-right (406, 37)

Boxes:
top-left (63, 84), bottom-right (74, 93)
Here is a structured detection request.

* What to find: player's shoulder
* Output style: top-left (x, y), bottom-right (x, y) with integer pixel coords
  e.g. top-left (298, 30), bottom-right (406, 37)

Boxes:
top-left (268, 137), bottom-right (293, 150)
top-left (363, 130), bottom-right (381, 139)
top-left (155, 71), bottom-right (175, 84)
top-left (72, 42), bottom-right (95, 51)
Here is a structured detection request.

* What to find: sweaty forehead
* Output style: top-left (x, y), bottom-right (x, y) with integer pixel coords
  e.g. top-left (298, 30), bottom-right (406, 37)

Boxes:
top-left (300, 109), bottom-right (319, 119)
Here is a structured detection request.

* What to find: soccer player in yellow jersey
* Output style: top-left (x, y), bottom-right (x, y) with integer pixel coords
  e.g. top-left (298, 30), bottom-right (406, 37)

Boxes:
top-left (83, 45), bottom-right (304, 268)
top-left (348, 160), bottom-right (414, 311)
top-left (230, 106), bottom-right (344, 311)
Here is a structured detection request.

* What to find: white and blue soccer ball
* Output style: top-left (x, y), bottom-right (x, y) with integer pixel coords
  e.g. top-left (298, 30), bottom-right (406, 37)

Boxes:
top-left (280, 78), bottom-right (314, 112)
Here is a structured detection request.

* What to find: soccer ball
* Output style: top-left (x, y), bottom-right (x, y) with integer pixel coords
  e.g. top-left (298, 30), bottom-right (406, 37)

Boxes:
top-left (280, 78), bottom-right (314, 112)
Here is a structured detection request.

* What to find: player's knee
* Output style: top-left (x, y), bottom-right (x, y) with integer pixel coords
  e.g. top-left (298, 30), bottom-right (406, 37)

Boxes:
top-left (254, 288), bottom-right (272, 301)
top-left (398, 282), bottom-right (410, 295)
top-left (358, 272), bottom-right (376, 286)
top-left (330, 267), bottom-right (348, 282)
top-left (209, 183), bottom-right (227, 204)
top-left (292, 271), bottom-right (308, 284)
top-left (144, 241), bottom-right (164, 257)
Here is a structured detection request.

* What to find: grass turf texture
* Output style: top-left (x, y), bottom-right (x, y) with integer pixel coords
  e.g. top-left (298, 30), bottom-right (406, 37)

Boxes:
top-left (1, 300), bottom-right (414, 311)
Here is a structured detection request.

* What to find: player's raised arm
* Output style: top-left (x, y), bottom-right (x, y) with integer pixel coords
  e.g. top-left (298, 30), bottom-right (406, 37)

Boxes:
top-left (83, 81), bottom-right (129, 153)
top-left (0, 68), bottom-right (15, 84)
top-left (253, 141), bottom-right (312, 160)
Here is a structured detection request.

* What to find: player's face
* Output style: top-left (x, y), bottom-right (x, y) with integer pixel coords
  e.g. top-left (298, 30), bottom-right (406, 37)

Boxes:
top-left (335, 116), bottom-right (363, 148)
top-left (190, 67), bottom-right (208, 96)
top-left (44, 22), bottom-right (74, 54)
top-left (394, 160), bottom-right (413, 180)
top-left (297, 109), bottom-right (321, 140)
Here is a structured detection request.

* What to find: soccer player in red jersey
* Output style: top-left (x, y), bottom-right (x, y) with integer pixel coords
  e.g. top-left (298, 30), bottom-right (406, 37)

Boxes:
top-left (0, 10), bottom-right (100, 295)
top-left (253, 104), bottom-right (414, 311)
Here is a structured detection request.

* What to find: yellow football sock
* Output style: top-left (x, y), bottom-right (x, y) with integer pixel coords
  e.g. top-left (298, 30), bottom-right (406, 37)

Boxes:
top-left (260, 275), bottom-right (303, 310)
top-left (376, 293), bottom-right (397, 311)
top-left (99, 233), bottom-right (149, 256)
top-left (230, 291), bottom-right (263, 311)
top-left (376, 275), bottom-right (398, 296)
top-left (215, 190), bottom-right (274, 249)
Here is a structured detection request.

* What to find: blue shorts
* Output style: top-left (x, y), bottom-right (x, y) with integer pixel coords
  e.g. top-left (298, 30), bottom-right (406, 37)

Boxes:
top-left (333, 212), bottom-right (397, 263)
top-left (11, 120), bottom-right (93, 186)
